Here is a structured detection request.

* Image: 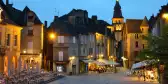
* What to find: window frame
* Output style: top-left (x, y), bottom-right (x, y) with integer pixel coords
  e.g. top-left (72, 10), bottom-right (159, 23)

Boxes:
top-left (58, 51), bottom-right (63, 61)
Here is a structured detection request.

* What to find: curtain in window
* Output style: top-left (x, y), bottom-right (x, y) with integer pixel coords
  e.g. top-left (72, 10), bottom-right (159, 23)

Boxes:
top-left (58, 51), bottom-right (63, 61)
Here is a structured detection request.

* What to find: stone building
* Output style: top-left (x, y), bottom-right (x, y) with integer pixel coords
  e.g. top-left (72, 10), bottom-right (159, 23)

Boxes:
top-left (0, 0), bottom-right (43, 72)
top-left (123, 17), bottom-right (149, 68)
top-left (0, 0), bottom-right (22, 76)
top-left (45, 9), bottom-right (114, 74)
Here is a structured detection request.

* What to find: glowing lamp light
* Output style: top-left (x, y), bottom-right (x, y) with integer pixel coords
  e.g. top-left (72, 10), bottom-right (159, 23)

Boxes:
top-left (49, 33), bottom-right (55, 39)
top-left (122, 57), bottom-right (128, 61)
top-left (23, 50), bottom-right (26, 53)
top-left (69, 56), bottom-right (75, 60)
top-left (162, 13), bottom-right (168, 19)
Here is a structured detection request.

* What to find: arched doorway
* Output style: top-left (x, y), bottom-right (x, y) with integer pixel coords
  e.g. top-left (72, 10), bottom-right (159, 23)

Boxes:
top-left (4, 56), bottom-right (8, 75)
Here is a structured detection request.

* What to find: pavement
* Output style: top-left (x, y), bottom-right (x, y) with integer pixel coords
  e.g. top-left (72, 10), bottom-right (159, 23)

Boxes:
top-left (48, 71), bottom-right (158, 84)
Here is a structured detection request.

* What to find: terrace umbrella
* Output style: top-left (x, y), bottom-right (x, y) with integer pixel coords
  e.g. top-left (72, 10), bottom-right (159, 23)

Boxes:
top-left (93, 61), bottom-right (106, 66)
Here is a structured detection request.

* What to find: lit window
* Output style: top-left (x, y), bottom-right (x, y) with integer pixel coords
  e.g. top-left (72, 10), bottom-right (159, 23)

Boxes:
top-left (73, 36), bottom-right (76, 43)
top-left (58, 36), bottom-right (64, 43)
top-left (58, 51), bottom-right (63, 61)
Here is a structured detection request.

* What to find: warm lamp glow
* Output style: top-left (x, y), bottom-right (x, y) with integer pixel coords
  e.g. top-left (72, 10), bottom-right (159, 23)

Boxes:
top-left (49, 33), bottom-right (55, 39)
top-left (23, 50), bottom-right (26, 53)
top-left (69, 56), bottom-right (75, 60)
top-left (162, 13), bottom-right (168, 19)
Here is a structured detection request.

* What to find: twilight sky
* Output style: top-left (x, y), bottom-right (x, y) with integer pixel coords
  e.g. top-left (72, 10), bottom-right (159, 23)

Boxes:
top-left (4, 0), bottom-right (167, 24)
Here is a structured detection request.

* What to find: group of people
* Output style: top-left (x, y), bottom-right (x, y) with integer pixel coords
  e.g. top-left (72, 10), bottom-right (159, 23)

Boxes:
top-left (0, 69), bottom-right (57, 84)
top-left (136, 70), bottom-right (156, 81)
top-left (88, 66), bottom-right (117, 73)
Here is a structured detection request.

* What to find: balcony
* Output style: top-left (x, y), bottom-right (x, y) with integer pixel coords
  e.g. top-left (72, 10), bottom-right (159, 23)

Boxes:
top-left (0, 46), bottom-right (6, 56)
top-left (53, 43), bottom-right (69, 48)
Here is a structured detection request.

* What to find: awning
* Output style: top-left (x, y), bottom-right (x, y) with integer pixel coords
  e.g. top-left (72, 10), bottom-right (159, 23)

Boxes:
top-left (97, 59), bottom-right (120, 65)
top-left (92, 61), bottom-right (106, 66)
top-left (82, 59), bottom-right (95, 63)
top-left (131, 59), bottom-right (157, 70)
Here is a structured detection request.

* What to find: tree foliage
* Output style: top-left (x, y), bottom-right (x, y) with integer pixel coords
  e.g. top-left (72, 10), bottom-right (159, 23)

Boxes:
top-left (137, 25), bottom-right (168, 62)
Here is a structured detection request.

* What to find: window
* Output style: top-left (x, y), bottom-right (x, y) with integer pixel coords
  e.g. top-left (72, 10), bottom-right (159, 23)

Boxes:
top-left (135, 34), bottom-right (138, 39)
top-left (72, 49), bottom-right (76, 55)
top-left (83, 48), bottom-right (85, 54)
top-left (73, 36), bottom-right (76, 43)
top-left (7, 34), bottom-right (10, 46)
top-left (28, 27), bottom-right (33, 36)
top-left (89, 48), bottom-right (93, 55)
top-left (141, 28), bottom-right (144, 32)
top-left (58, 36), bottom-right (64, 43)
top-left (135, 41), bottom-right (138, 48)
top-left (14, 35), bottom-right (17, 46)
top-left (28, 41), bottom-right (33, 49)
top-left (80, 36), bottom-right (84, 44)
top-left (58, 51), bottom-right (63, 61)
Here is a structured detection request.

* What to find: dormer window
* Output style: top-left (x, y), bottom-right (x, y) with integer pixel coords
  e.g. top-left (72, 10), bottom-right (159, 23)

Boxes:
top-left (27, 12), bottom-right (35, 22)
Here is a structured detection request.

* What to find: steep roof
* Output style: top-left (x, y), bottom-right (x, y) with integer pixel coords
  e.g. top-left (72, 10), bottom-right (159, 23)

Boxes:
top-left (0, 1), bottom-right (42, 26)
top-left (126, 19), bottom-right (143, 33)
top-left (49, 9), bottom-right (113, 37)
top-left (113, 0), bottom-right (123, 18)
top-left (141, 16), bottom-right (149, 27)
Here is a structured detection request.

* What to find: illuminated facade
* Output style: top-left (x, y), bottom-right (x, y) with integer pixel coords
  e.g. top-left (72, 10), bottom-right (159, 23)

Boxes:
top-left (107, 0), bottom-right (124, 63)
top-left (124, 17), bottom-right (149, 68)
top-left (0, 0), bottom-right (22, 75)
top-left (19, 7), bottom-right (43, 71)
top-left (46, 10), bottom-right (114, 74)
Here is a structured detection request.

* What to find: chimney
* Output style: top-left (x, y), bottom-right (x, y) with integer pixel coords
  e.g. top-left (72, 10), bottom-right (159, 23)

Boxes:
top-left (44, 21), bottom-right (47, 28)
top-left (92, 15), bottom-right (97, 21)
top-left (54, 16), bottom-right (58, 21)
top-left (6, 0), bottom-right (9, 5)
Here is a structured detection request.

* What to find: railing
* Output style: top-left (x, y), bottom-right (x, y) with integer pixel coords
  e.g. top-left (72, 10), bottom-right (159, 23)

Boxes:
top-left (53, 43), bottom-right (69, 47)
top-left (0, 46), bottom-right (6, 56)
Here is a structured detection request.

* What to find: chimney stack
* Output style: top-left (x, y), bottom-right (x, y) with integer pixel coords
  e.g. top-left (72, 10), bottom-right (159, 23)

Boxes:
top-left (54, 16), bottom-right (58, 21)
top-left (92, 15), bottom-right (97, 21)
top-left (6, 0), bottom-right (9, 5)
top-left (44, 21), bottom-right (47, 28)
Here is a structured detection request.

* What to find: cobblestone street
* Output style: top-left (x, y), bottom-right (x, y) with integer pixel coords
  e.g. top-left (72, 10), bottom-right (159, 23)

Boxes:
top-left (49, 72), bottom-right (158, 84)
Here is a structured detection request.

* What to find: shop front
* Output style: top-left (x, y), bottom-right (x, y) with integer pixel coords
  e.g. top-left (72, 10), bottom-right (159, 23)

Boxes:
top-left (54, 61), bottom-right (68, 73)
top-left (131, 59), bottom-right (159, 82)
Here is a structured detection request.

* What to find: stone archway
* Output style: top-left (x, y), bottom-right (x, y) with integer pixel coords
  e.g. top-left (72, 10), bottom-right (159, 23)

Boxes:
top-left (12, 56), bottom-right (17, 70)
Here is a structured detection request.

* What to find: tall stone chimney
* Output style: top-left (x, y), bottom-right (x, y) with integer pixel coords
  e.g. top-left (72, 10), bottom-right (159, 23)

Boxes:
top-left (44, 21), bottom-right (47, 28)
top-left (54, 16), bottom-right (58, 22)
top-left (6, 0), bottom-right (9, 5)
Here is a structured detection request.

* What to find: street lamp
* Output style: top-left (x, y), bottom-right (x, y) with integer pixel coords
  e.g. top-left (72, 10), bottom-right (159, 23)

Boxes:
top-left (49, 33), bottom-right (56, 40)
top-left (47, 32), bottom-right (56, 71)
top-left (162, 13), bottom-right (168, 19)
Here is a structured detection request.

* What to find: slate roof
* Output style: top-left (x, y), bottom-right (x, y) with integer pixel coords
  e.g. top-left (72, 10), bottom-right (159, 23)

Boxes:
top-left (148, 14), bottom-right (156, 32)
top-left (49, 9), bottom-right (114, 38)
top-left (113, 0), bottom-right (123, 18)
top-left (141, 16), bottom-right (149, 27)
top-left (0, 1), bottom-right (42, 26)
top-left (126, 19), bottom-right (143, 33)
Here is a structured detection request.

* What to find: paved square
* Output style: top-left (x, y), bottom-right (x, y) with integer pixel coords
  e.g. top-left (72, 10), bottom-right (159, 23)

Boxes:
top-left (49, 72), bottom-right (158, 84)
